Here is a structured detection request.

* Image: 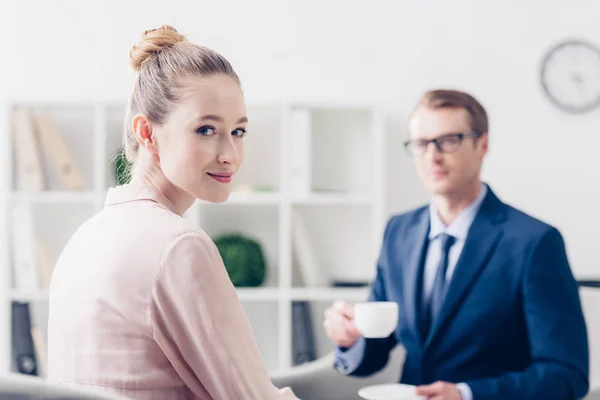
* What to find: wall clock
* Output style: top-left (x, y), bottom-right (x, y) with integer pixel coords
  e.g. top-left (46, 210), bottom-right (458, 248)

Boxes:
top-left (540, 38), bottom-right (600, 113)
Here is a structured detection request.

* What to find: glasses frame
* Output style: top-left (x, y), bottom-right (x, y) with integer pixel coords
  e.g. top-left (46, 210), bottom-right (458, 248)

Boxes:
top-left (403, 132), bottom-right (484, 156)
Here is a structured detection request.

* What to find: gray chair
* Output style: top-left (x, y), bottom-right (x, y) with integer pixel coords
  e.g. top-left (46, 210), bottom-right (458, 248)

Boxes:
top-left (0, 374), bottom-right (129, 400)
top-left (581, 285), bottom-right (600, 399)
top-left (271, 346), bottom-right (405, 400)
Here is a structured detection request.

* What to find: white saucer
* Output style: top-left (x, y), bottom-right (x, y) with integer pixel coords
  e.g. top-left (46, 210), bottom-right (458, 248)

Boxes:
top-left (358, 383), bottom-right (426, 400)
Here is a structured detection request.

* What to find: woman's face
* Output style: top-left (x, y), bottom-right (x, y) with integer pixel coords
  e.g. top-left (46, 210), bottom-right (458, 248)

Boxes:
top-left (154, 74), bottom-right (247, 203)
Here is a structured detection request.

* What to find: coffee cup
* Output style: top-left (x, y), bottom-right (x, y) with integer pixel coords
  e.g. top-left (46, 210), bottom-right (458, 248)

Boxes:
top-left (353, 301), bottom-right (399, 338)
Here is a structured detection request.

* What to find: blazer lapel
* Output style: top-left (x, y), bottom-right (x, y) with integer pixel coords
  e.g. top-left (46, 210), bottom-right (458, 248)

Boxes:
top-left (399, 209), bottom-right (430, 345)
top-left (424, 188), bottom-right (507, 348)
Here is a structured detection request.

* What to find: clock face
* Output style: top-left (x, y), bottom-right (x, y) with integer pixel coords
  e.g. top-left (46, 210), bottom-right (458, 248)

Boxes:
top-left (540, 39), bottom-right (600, 113)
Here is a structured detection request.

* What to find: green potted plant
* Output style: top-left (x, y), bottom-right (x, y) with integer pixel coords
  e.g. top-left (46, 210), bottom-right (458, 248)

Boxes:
top-left (214, 233), bottom-right (267, 287)
top-left (113, 149), bottom-right (132, 185)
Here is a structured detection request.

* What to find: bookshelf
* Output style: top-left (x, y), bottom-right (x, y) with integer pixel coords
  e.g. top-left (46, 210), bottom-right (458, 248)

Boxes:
top-left (0, 99), bottom-right (386, 376)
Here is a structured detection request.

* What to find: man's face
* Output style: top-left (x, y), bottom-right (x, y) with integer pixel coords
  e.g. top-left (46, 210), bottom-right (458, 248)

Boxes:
top-left (408, 106), bottom-right (488, 197)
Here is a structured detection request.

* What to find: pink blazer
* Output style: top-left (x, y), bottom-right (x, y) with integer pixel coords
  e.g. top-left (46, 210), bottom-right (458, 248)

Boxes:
top-left (47, 184), bottom-right (297, 400)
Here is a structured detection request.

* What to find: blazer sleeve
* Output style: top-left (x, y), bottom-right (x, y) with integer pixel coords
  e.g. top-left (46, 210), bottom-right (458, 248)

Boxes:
top-left (150, 231), bottom-right (299, 400)
top-left (466, 227), bottom-right (589, 400)
top-left (334, 217), bottom-right (399, 377)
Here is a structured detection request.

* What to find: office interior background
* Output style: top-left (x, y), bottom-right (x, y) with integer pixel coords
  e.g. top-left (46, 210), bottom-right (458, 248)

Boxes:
top-left (1, 0), bottom-right (600, 393)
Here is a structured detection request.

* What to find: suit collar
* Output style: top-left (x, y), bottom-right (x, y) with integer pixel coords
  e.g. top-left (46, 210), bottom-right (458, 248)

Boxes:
top-left (402, 185), bottom-right (507, 348)
top-left (423, 185), bottom-right (507, 347)
top-left (401, 208), bottom-right (431, 344)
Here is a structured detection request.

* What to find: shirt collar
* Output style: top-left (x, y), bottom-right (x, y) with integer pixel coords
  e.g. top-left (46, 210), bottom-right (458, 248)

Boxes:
top-left (428, 183), bottom-right (487, 241)
top-left (105, 184), bottom-right (179, 215)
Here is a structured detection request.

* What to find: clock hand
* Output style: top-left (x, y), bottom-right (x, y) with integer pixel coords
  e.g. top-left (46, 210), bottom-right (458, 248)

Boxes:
top-left (572, 72), bottom-right (586, 96)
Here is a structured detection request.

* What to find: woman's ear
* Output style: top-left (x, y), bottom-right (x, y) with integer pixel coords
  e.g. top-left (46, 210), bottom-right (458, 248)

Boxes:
top-left (132, 114), bottom-right (159, 155)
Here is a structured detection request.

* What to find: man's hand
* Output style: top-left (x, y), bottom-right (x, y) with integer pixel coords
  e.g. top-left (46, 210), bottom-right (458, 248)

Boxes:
top-left (415, 381), bottom-right (462, 400)
top-left (323, 301), bottom-right (362, 348)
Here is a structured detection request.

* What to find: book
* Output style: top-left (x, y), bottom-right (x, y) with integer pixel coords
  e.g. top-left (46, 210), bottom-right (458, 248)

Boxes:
top-left (11, 203), bottom-right (39, 290)
top-left (35, 239), bottom-right (54, 289)
top-left (292, 209), bottom-right (328, 287)
top-left (11, 108), bottom-right (46, 191)
top-left (34, 113), bottom-right (84, 190)
top-left (290, 108), bottom-right (312, 196)
top-left (11, 302), bottom-right (38, 376)
top-left (30, 325), bottom-right (47, 377)
top-left (291, 301), bottom-right (316, 365)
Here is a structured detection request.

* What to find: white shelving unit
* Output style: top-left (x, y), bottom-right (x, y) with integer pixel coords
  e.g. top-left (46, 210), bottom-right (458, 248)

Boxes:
top-left (0, 99), bottom-right (386, 376)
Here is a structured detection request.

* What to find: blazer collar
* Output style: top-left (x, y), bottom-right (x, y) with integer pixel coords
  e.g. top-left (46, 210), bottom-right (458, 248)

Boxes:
top-left (105, 184), bottom-right (180, 215)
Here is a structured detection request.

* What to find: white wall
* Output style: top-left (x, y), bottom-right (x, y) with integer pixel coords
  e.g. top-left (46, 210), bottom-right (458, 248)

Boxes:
top-left (1, 0), bottom-right (600, 278)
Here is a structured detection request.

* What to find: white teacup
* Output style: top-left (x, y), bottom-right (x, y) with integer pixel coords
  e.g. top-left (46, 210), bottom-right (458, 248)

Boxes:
top-left (353, 301), bottom-right (399, 338)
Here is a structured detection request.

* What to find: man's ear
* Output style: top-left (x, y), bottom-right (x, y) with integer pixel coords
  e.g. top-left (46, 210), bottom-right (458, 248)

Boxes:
top-left (132, 114), bottom-right (159, 155)
top-left (479, 132), bottom-right (489, 155)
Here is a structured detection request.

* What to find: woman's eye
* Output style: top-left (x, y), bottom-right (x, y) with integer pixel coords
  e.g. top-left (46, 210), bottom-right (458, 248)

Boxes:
top-left (232, 128), bottom-right (247, 137)
top-left (196, 126), bottom-right (216, 136)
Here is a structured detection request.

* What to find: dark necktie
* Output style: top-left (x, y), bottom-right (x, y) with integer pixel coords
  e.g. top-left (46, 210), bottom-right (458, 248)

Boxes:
top-left (421, 233), bottom-right (456, 341)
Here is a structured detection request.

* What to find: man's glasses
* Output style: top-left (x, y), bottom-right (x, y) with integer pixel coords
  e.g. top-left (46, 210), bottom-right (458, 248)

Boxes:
top-left (403, 132), bottom-right (483, 156)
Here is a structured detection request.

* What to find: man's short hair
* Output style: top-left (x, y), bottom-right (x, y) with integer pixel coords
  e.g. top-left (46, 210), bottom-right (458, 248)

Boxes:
top-left (412, 89), bottom-right (489, 134)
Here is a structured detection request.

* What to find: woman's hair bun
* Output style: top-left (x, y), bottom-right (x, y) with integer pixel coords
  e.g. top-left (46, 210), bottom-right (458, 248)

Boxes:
top-left (129, 25), bottom-right (187, 72)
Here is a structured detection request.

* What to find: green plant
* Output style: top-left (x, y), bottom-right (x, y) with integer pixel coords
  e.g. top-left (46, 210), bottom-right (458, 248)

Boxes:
top-left (114, 149), bottom-right (132, 185)
top-left (214, 233), bottom-right (266, 287)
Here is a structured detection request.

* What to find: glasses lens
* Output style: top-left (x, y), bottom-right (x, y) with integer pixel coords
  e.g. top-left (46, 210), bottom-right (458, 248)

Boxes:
top-left (438, 136), bottom-right (462, 152)
top-left (407, 141), bottom-right (427, 156)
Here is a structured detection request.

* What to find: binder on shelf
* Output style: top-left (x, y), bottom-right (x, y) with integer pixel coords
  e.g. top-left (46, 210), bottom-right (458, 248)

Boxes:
top-left (290, 108), bottom-right (312, 196)
top-left (11, 203), bottom-right (39, 290)
top-left (34, 113), bottom-right (85, 190)
top-left (30, 325), bottom-right (47, 378)
top-left (292, 209), bottom-right (328, 287)
top-left (291, 301), bottom-right (316, 366)
top-left (11, 302), bottom-right (38, 376)
top-left (35, 239), bottom-right (54, 289)
top-left (11, 107), bottom-right (46, 191)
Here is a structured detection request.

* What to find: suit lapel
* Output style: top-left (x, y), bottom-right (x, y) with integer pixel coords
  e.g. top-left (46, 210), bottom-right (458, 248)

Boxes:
top-left (424, 188), bottom-right (507, 348)
top-left (399, 209), bottom-right (430, 345)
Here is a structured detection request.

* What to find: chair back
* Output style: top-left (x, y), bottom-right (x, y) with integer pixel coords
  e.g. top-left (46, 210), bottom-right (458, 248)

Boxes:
top-left (0, 374), bottom-right (129, 399)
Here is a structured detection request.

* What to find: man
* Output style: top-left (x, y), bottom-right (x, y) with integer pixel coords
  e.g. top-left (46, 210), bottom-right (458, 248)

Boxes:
top-left (324, 89), bottom-right (589, 399)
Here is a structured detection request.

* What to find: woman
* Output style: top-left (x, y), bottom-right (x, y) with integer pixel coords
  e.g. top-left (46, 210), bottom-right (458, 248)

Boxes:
top-left (47, 25), bottom-right (298, 400)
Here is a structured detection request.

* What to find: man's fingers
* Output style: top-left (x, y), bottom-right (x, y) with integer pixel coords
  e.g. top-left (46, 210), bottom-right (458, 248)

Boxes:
top-left (332, 301), bottom-right (355, 319)
top-left (325, 314), bottom-right (358, 336)
top-left (415, 381), bottom-right (444, 396)
top-left (325, 306), bottom-right (358, 334)
top-left (331, 312), bottom-right (360, 336)
top-left (414, 385), bottom-right (432, 396)
top-left (325, 326), bottom-right (354, 347)
top-left (324, 307), bottom-right (334, 320)
top-left (343, 318), bottom-right (361, 337)
top-left (324, 301), bottom-right (361, 347)
top-left (324, 315), bottom-right (360, 347)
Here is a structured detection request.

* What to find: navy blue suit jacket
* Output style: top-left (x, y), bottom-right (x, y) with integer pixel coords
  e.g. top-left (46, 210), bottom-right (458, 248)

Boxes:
top-left (335, 186), bottom-right (589, 399)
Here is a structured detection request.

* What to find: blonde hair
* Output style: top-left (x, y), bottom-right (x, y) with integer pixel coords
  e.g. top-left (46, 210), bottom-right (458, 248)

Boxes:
top-left (123, 25), bottom-right (241, 163)
top-left (412, 89), bottom-right (489, 134)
